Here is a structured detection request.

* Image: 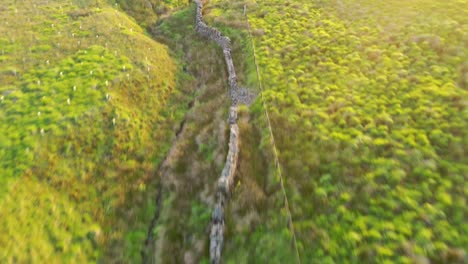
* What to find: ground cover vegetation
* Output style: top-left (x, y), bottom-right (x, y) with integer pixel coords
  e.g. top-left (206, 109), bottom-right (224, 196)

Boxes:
top-left (235, 0), bottom-right (467, 262)
top-left (0, 0), bottom-right (192, 262)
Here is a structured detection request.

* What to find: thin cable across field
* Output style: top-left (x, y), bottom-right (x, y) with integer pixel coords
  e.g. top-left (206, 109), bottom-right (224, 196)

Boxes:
top-left (244, 6), bottom-right (302, 264)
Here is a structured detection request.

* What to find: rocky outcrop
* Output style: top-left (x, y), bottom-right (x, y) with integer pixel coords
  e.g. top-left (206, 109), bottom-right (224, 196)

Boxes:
top-left (194, 1), bottom-right (243, 263)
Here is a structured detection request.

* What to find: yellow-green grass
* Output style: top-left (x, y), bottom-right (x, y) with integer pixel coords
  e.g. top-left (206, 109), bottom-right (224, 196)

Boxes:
top-left (245, 0), bottom-right (467, 262)
top-left (0, 0), bottom-right (185, 262)
top-left (205, 0), bottom-right (467, 262)
top-left (0, 176), bottom-right (100, 262)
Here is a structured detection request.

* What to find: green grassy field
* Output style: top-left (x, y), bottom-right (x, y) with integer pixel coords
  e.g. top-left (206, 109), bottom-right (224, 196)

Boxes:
top-left (0, 0), bottom-right (191, 262)
top-left (240, 0), bottom-right (467, 262)
top-left (199, 0), bottom-right (468, 262)
top-left (1, 0), bottom-right (466, 262)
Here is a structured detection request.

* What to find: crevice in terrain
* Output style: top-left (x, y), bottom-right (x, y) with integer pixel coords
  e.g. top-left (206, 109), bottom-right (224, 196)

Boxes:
top-left (141, 116), bottom-right (189, 263)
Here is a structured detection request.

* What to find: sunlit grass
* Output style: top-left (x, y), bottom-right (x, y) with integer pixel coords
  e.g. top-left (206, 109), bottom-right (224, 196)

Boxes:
top-left (246, 0), bottom-right (467, 262)
top-left (0, 0), bottom-right (186, 262)
top-left (206, 0), bottom-right (467, 262)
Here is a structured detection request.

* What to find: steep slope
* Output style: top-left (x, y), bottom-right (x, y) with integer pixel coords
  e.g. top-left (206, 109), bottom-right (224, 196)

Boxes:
top-left (0, 0), bottom-right (190, 262)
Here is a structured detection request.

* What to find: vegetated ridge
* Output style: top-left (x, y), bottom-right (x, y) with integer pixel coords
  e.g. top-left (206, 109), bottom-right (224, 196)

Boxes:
top-left (0, 0), bottom-right (190, 262)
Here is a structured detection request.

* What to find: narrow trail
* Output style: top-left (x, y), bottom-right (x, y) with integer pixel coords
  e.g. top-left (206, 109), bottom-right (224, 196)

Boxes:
top-left (194, 1), bottom-right (242, 263)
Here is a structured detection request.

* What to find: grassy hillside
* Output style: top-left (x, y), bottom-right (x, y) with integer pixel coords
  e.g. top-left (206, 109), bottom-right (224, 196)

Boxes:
top-left (0, 0), bottom-right (191, 262)
top-left (207, 0), bottom-right (467, 262)
top-left (250, 0), bottom-right (467, 262)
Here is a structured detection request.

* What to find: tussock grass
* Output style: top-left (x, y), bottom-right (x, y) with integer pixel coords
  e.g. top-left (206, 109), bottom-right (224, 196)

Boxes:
top-left (209, 0), bottom-right (468, 262)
